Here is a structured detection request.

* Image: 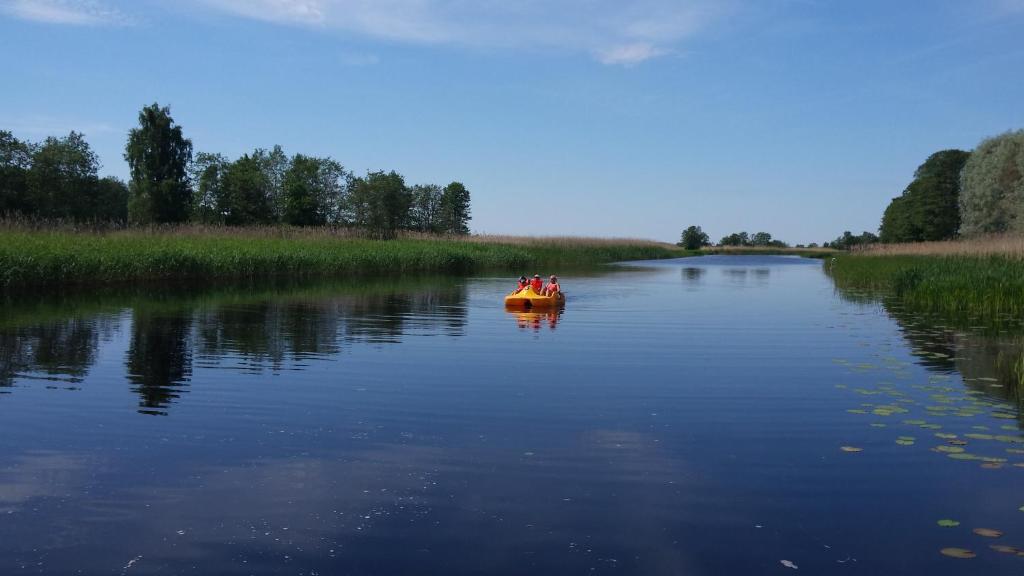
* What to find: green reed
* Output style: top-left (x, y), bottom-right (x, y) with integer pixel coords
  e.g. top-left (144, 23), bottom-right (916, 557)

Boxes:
top-left (0, 228), bottom-right (689, 288)
top-left (827, 253), bottom-right (1024, 321)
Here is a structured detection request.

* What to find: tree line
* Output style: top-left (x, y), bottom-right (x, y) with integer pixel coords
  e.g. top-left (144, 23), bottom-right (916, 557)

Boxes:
top-left (876, 129), bottom-right (1023, 244)
top-left (1, 103), bottom-right (471, 237)
top-left (677, 226), bottom-right (792, 250)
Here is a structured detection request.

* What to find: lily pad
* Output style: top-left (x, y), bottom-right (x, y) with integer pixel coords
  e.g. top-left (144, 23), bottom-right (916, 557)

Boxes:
top-left (937, 519), bottom-right (960, 527)
top-left (940, 547), bottom-right (976, 559)
top-left (896, 439), bottom-right (915, 446)
top-left (840, 446), bottom-right (863, 453)
top-left (989, 545), bottom-right (1020, 554)
top-left (935, 446), bottom-right (965, 454)
top-left (935, 433), bottom-right (957, 439)
top-left (972, 528), bottom-right (1003, 538)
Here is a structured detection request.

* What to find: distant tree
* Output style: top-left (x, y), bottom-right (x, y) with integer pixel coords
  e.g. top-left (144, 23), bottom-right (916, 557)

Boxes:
top-left (347, 171), bottom-right (411, 238)
top-left (879, 149), bottom-right (969, 242)
top-left (253, 145), bottom-right (289, 221)
top-left (438, 181), bottom-right (471, 235)
top-left (94, 177), bottom-right (129, 222)
top-left (125, 103), bottom-right (193, 224)
top-left (678, 225), bottom-right (710, 249)
top-left (751, 231), bottom-right (773, 247)
top-left (0, 130), bottom-right (35, 216)
top-left (828, 230), bottom-right (879, 250)
top-left (219, 154), bottom-right (274, 225)
top-left (26, 131), bottom-right (101, 221)
top-left (719, 231), bottom-right (750, 246)
top-left (960, 130), bottom-right (1024, 235)
top-left (189, 152), bottom-right (230, 223)
top-left (282, 154), bottom-right (348, 226)
top-left (409, 184), bottom-right (443, 232)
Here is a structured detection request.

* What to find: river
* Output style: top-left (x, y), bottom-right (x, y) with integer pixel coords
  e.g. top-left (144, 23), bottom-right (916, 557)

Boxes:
top-left (1, 255), bottom-right (1022, 574)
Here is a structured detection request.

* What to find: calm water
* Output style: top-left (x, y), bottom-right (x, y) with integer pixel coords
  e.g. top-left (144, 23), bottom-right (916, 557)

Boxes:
top-left (1, 256), bottom-right (1022, 575)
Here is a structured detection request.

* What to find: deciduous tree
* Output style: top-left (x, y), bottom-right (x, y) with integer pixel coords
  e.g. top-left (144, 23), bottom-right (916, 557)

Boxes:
top-left (125, 103), bottom-right (193, 224)
top-left (678, 225), bottom-right (710, 249)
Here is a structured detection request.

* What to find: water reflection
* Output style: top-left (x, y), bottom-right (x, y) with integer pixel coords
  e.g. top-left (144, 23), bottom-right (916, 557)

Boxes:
top-left (721, 267), bottom-right (771, 287)
top-left (1, 277), bottom-right (468, 414)
top-left (510, 310), bottom-right (561, 331)
top-left (0, 318), bottom-right (110, 388)
top-left (681, 267), bottom-right (705, 287)
top-left (832, 283), bottom-right (1024, 410)
top-left (127, 312), bottom-right (193, 415)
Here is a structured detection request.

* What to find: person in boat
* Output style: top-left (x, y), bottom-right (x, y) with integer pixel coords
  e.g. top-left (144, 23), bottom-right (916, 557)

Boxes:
top-left (544, 275), bottom-right (560, 296)
top-left (530, 274), bottom-right (544, 292)
top-left (513, 275), bottom-right (529, 293)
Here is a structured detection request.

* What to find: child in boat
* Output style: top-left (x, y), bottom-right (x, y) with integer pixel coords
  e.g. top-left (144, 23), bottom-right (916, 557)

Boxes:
top-left (514, 275), bottom-right (528, 293)
top-left (544, 275), bottom-right (560, 296)
top-left (530, 274), bottom-right (543, 292)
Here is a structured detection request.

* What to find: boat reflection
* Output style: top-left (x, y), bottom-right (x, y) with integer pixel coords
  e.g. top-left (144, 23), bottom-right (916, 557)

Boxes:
top-left (508, 310), bottom-right (562, 331)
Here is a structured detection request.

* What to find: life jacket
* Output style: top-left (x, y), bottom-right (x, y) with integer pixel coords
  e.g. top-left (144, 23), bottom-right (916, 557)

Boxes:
top-left (545, 282), bottom-right (560, 294)
top-left (516, 280), bottom-right (528, 291)
top-left (530, 278), bottom-right (543, 291)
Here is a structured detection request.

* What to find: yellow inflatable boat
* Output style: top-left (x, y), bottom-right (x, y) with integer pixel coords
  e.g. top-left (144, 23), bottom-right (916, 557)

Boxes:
top-left (504, 287), bottom-right (565, 308)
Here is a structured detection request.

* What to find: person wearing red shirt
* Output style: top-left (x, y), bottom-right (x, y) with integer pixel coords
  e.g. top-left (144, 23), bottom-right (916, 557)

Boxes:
top-left (530, 274), bottom-right (543, 292)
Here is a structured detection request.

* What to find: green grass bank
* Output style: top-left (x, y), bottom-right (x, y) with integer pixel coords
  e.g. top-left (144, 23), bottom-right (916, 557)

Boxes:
top-left (828, 252), bottom-right (1024, 321)
top-left (0, 227), bottom-right (693, 288)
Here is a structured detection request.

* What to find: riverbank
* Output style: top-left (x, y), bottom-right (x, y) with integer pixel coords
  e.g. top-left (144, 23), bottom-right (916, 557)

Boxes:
top-left (0, 225), bottom-right (693, 288)
top-left (699, 246), bottom-right (836, 258)
top-left (828, 235), bottom-right (1024, 321)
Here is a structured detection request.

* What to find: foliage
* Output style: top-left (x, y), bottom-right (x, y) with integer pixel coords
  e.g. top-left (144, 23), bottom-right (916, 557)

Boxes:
top-left (0, 130), bottom-right (127, 223)
top-left (718, 230), bottom-right (788, 248)
top-left (282, 154), bottom-right (348, 226)
top-left (409, 184), bottom-right (443, 232)
top-left (347, 171), bottom-right (411, 238)
top-left (125, 103), bottom-right (193, 224)
top-left (678, 225), bottom-right (710, 249)
top-left (0, 130), bottom-right (35, 216)
top-left (439, 181), bottom-right (471, 235)
top-left (189, 152), bottom-right (229, 223)
top-left (960, 130), bottom-right (1024, 236)
top-left (825, 230), bottom-right (878, 250)
top-left (25, 132), bottom-right (101, 221)
top-left (719, 231), bottom-right (749, 246)
top-left (218, 154), bottom-right (275, 225)
top-left (879, 150), bottom-right (970, 243)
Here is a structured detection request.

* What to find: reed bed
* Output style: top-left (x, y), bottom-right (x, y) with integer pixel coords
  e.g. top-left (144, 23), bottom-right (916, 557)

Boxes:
top-left (0, 226), bottom-right (689, 288)
top-left (855, 235), bottom-right (1024, 258)
top-left (828, 251), bottom-right (1024, 320)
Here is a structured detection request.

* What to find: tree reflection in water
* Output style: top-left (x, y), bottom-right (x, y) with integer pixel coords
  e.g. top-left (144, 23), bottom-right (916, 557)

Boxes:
top-left (1, 277), bottom-right (468, 415)
top-left (832, 284), bottom-right (1024, 413)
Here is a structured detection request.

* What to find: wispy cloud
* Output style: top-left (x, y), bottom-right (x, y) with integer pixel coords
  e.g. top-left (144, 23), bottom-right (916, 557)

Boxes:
top-left (596, 43), bottom-right (668, 66)
top-left (0, 0), bottom-right (132, 26)
top-left (194, 0), bottom-right (731, 65)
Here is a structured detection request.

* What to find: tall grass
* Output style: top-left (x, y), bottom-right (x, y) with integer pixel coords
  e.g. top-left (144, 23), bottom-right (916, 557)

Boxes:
top-left (854, 235), bottom-right (1024, 258)
top-left (0, 224), bottom-right (690, 288)
top-left (828, 236), bottom-right (1024, 321)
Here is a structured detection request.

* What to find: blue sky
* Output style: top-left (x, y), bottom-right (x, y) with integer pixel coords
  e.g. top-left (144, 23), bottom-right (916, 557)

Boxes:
top-left (1, 0), bottom-right (1022, 244)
